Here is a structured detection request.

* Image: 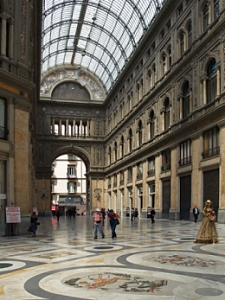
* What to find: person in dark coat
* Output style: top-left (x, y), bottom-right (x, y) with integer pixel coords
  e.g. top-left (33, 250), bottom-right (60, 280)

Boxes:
top-left (56, 209), bottom-right (61, 222)
top-left (193, 205), bottom-right (199, 223)
top-left (150, 208), bottom-right (156, 224)
top-left (30, 212), bottom-right (39, 237)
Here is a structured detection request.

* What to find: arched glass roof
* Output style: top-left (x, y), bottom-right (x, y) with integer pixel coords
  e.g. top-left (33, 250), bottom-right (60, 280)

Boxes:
top-left (42, 0), bottom-right (164, 93)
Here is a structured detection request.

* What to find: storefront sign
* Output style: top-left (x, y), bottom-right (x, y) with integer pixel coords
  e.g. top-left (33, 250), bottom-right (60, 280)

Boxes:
top-left (0, 194), bottom-right (6, 199)
top-left (6, 206), bottom-right (21, 223)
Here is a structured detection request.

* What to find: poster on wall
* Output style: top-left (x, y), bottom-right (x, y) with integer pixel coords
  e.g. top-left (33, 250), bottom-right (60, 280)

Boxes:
top-left (6, 206), bottom-right (21, 223)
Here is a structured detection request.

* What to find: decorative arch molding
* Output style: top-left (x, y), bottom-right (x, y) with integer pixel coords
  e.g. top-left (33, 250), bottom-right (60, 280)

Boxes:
top-left (40, 66), bottom-right (106, 101)
top-left (51, 145), bottom-right (91, 171)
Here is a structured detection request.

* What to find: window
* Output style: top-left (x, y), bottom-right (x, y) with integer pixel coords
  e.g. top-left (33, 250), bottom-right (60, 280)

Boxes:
top-left (137, 162), bottom-right (143, 180)
top-left (179, 140), bottom-right (191, 166)
top-left (114, 141), bottom-right (117, 161)
top-left (187, 22), bottom-right (192, 48)
top-left (68, 154), bottom-right (76, 160)
top-left (0, 98), bottom-right (6, 139)
top-left (203, 4), bottom-right (209, 32)
top-left (113, 174), bottom-right (117, 187)
top-left (127, 167), bottom-right (132, 183)
top-left (164, 98), bottom-right (170, 130)
top-left (207, 58), bottom-right (217, 103)
top-left (108, 146), bottom-right (112, 165)
top-left (120, 135), bottom-right (124, 157)
top-left (162, 53), bottom-right (167, 75)
top-left (128, 128), bottom-right (133, 152)
top-left (214, 0), bottom-right (220, 20)
top-left (67, 166), bottom-right (76, 178)
top-left (149, 110), bottom-right (155, 139)
top-left (202, 127), bottom-right (219, 159)
top-left (148, 69), bottom-right (152, 89)
top-left (180, 31), bottom-right (185, 57)
top-left (67, 181), bottom-right (77, 193)
top-left (177, 4), bottom-right (183, 17)
top-left (137, 120), bottom-right (143, 146)
top-left (182, 81), bottom-right (190, 118)
top-left (148, 157), bottom-right (155, 176)
top-left (108, 177), bottom-right (111, 188)
top-left (161, 149), bottom-right (171, 172)
top-left (120, 171), bottom-right (124, 185)
top-left (153, 64), bottom-right (156, 84)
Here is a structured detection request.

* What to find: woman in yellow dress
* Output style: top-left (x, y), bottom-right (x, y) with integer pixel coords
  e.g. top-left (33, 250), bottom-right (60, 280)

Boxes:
top-left (195, 199), bottom-right (218, 243)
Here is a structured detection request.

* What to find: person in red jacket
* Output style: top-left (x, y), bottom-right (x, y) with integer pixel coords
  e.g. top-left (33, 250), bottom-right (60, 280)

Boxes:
top-left (108, 209), bottom-right (120, 238)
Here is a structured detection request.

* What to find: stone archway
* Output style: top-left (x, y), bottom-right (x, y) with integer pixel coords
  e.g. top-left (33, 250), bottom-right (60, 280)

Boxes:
top-left (36, 144), bottom-right (92, 215)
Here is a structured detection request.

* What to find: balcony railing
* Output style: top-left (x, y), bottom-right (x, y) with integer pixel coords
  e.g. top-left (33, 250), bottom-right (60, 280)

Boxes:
top-left (179, 156), bottom-right (192, 166)
top-left (161, 163), bottom-right (171, 173)
top-left (147, 169), bottom-right (155, 177)
top-left (136, 173), bottom-right (143, 180)
top-left (202, 147), bottom-right (220, 159)
top-left (127, 176), bottom-right (132, 183)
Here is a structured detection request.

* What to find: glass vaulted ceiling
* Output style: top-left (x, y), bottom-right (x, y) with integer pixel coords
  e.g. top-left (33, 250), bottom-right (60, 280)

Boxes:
top-left (42, 0), bottom-right (164, 92)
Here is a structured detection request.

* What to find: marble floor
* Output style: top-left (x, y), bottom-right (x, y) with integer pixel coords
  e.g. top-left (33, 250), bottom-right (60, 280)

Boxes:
top-left (0, 215), bottom-right (225, 300)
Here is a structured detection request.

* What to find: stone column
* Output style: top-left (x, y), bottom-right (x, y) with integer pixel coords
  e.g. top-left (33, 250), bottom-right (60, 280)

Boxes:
top-left (1, 13), bottom-right (7, 56)
top-left (66, 119), bottom-right (69, 136)
top-left (191, 134), bottom-right (202, 216)
top-left (154, 153), bottom-right (161, 214)
top-left (9, 19), bottom-right (14, 60)
top-left (170, 145), bottom-right (179, 219)
top-left (218, 122), bottom-right (225, 222)
top-left (51, 118), bottom-right (55, 134)
top-left (80, 120), bottom-right (82, 136)
top-left (59, 119), bottom-right (62, 136)
top-left (217, 67), bottom-right (220, 97)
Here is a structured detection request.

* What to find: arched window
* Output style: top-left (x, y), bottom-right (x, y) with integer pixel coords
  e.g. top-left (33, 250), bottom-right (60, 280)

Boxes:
top-left (187, 22), bottom-right (192, 48)
top-left (180, 31), bottom-right (185, 57)
top-left (128, 128), bottom-right (133, 152)
top-left (214, 0), bottom-right (220, 20)
top-left (114, 141), bottom-right (117, 162)
top-left (203, 4), bottom-right (209, 32)
top-left (137, 120), bottom-right (143, 146)
top-left (164, 98), bottom-right (170, 130)
top-left (149, 110), bottom-right (155, 139)
top-left (207, 58), bottom-right (217, 103)
top-left (120, 135), bottom-right (124, 157)
top-left (182, 81), bottom-right (190, 118)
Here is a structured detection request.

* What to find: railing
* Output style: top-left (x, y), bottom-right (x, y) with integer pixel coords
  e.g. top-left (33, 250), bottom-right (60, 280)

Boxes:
top-left (179, 156), bottom-right (192, 166)
top-left (127, 177), bottom-right (132, 183)
top-left (136, 173), bottom-right (143, 180)
top-left (161, 163), bottom-right (171, 173)
top-left (202, 147), bottom-right (220, 159)
top-left (147, 169), bottom-right (155, 177)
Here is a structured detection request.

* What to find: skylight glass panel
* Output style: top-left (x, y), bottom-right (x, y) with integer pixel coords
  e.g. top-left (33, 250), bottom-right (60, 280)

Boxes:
top-left (69, 23), bottom-right (77, 35)
top-left (43, 0), bottom-right (166, 92)
top-left (64, 52), bottom-right (72, 63)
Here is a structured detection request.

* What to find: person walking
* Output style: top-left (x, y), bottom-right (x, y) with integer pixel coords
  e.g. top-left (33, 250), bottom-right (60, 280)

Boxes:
top-left (108, 209), bottom-right (120, 238)
top-left (193, 205), bottom-right (199, 223)
top-left (93, 208), bottom-right (105, 239)
top-left (131, 207), bottom-right (135, 221)
top-left (56, 209), bottom-right (61, 223)
top-left (29, 212), bottom-right (39, 237)
top-left (150, 207), bottom-right (156, 224)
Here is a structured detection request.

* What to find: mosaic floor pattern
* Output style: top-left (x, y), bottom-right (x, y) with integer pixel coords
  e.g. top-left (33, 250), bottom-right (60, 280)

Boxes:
top-left (0, 216), bottom-right (225, 299)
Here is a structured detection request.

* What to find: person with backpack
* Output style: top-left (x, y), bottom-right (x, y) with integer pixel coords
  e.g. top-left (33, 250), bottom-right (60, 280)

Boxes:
top-left (93, 208), bottom-right (105, 239)
top-left (108, 209), bottom-right (120, 238)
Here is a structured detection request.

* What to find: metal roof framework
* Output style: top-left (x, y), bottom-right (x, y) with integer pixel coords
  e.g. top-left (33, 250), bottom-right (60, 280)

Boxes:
top-left (42, 0), bottom-right (163, 93)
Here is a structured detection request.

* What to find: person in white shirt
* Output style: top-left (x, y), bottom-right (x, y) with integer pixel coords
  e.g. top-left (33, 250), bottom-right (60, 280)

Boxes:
top-left (93, 208), bottom-right (105, 239)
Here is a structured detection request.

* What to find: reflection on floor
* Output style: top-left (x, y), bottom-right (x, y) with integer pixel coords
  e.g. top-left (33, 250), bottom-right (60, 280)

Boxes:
top-left (0, 215), bottom-right (225, 299)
